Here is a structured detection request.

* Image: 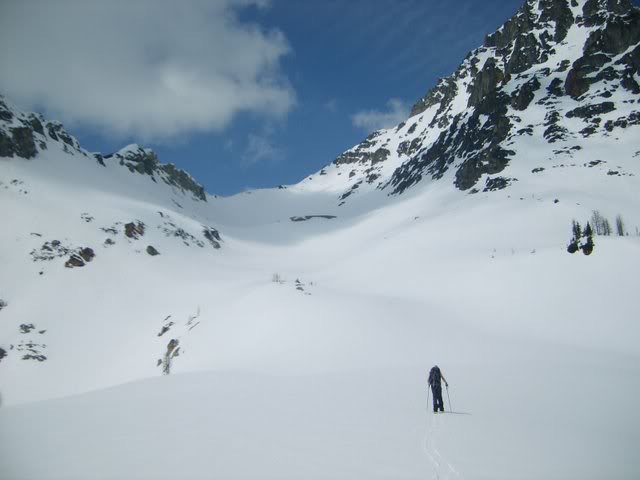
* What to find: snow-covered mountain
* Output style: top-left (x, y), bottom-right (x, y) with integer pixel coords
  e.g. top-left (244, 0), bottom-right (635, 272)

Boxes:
top-left (302, 0), bottom-right (640, 204)
top-left (1, 1), bottom-right (639, 479)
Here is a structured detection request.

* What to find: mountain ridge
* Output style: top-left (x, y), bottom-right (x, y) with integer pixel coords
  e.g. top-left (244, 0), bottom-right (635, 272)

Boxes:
top-left (303, 0), bottom-right (639, 203)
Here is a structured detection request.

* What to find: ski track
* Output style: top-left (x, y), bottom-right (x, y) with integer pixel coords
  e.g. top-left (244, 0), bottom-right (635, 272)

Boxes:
top-left (423, 411), bottom-right (462, 480)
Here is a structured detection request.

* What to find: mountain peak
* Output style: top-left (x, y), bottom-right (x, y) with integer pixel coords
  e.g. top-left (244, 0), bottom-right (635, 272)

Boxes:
top-left (311, 0), bottom-right (640, 203)
top-left (0, 98), bottom-right (208, 202)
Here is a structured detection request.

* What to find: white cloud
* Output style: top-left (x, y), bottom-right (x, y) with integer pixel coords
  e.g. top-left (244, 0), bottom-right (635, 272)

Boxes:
top-left (0, 0), bottom-right (295, 141)
top-left (351, 98), bottom-right (409, 131)
top-left (242, 132), bottom-right (284, 165)
top-left (324, 98), bottom-right (339, 112)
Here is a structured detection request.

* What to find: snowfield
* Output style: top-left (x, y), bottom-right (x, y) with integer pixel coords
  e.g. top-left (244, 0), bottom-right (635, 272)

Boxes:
top-left (2, 0), bottom-right (640, 476)
top-left (1, 137), bottom-right (639, 479)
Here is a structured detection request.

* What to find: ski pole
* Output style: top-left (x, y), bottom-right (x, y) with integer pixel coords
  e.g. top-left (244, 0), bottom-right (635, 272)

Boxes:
top-left (446, 384), bottom-right (452, 412)
top-left (427, 387), bottom-right (430, 411)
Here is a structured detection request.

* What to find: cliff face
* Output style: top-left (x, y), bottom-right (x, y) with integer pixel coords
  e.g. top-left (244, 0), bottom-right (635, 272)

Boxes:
top-left (306, 0), bottom-right (640, 202)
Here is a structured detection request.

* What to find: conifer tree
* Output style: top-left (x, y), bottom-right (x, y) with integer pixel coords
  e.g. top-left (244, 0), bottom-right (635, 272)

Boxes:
top-left (582, 222), bottom-right (594, 255)
top-left (567, 220), bottom-right (580, 253)
top-left (615, 214), bottom-right (626, 236)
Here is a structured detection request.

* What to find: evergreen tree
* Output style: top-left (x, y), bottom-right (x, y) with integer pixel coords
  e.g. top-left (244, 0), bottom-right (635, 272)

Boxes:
top-left (582, 222), bottom-right (594, 255)
top-left (567, 220), bottom-right (580, 254)
top-left (615, 214), bottom-right (626, 236)
top-left (573, 220), bottom-right (582, 242)
top-left (603, 218), bottom-right (612, 236)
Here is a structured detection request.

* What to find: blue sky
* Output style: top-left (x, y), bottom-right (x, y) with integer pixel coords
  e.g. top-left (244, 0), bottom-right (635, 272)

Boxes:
top-left (3, 0), bottom-right (635, 196)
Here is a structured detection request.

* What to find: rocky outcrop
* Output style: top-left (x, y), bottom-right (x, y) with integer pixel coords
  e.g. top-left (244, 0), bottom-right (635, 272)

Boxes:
top-left (0, 96), bottom-right (82, 159)
top-left (565, 0), bottom-right (640, 98)
top-left (104, 145), bottom-right (207, 202)
top-left (124, 221), bottom-right (145, 239)
top-left (203, 227), bottom-right (222, 249)
top-left (161, 339), bottom-right (180, 375)
top-left (64, 247), bottom-right (95, 268)
top-left (0, 96), bottom-right (209, 202)
top-left (328, 0), bottom-right (640, 199)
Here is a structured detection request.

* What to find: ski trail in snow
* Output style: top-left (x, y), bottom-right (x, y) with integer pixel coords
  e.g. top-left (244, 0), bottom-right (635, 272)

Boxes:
top-left (422, 411), bottom-right (462, 480)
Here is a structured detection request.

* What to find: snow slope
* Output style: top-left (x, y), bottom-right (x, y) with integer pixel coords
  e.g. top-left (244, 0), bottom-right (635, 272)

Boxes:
top-left (2, 0), bottom-right (640, 478)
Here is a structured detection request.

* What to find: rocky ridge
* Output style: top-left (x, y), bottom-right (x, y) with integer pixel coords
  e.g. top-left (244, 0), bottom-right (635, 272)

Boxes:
top-left (311, 0), bottom-right (640, 202)
top-left (0, 96), bottom-right (207, 202)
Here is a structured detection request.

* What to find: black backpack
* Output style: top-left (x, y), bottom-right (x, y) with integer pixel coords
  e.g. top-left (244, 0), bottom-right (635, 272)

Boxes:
top-left (429, 366), bottom-right (441, 386)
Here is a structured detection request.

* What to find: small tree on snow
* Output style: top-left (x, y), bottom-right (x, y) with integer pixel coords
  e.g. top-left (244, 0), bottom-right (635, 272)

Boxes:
top-left (615, 215), bottom-right (626, 236)
top-left (591, 211), bottom-right (604, 235)
top-left (581, 222), bottom-right (594, 255)
top-left (567, 220), bottom-right (581, 253)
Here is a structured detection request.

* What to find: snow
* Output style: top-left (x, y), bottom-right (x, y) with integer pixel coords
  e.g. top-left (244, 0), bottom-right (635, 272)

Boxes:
top-left (1, 136), bottom-right (639, 479)
top-left (2, 0), bottom-right (640, 477)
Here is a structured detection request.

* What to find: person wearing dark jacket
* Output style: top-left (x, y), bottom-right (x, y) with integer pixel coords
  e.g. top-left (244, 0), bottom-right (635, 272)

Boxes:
top-left (428, 365), bottom-right (448, 412)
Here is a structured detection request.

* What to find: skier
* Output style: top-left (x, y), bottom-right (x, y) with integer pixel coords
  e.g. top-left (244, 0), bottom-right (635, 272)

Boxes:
top-left (428, 365), bottom-right (448, 413)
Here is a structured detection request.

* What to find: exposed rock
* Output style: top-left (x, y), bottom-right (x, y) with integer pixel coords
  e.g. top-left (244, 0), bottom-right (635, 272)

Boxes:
top-left (203, 227), bottom-right (222, 249)
top-left (484, 1), bottom-right (536, 49)
top-left (290, 215), bottom-right (337, 222)
top-left (483, 177), bottom-right (517, 192)
top-left (511, 76), bottom-right (541, 110)
top-left (389, 90), bottom-right (515, 194)
top-left (16, 341), bottom-right (47, 361)
top-left (0, 98), bottom-right (13, 121)
top-left (0, 299), bottom-right (6, 312)
top-left (26, 115), bottom-right (44, 135)
top-left (468, 58), bottom-right (504, 107)
top-left (161, 339), bottom-right (180, 375)
top-left (410, 77), bottom-right (458, 124)
top-left (565, 53), bottom-right (610, 98)
top-left (79, 247), bottom-right (95, 262)
top-left (158, 316), bottom-right (174, 337)
top-left (22, 354), bottom-right (47, 362)
top-left (505, 33), bottom-right (546, 76)
top-left (544, 110), bottom-right (569, 143)
top-left (81, 213), bottom-right (94, 223)
top-left (124, 221), bottom-right (145, 239)
top-left (334, 133), bottom-right (390, 167)
top-left (104, 145), bottom-right (207, 201)
top-left (46, 122), bottom-right (75, 147)
top-left (94, 153), bottom-right (106, 166)
top-left (584, 7), bottom-right (640, 56)
top-left (31, 240), bottom-right (73, 262)
top-left (0, 127), bottom-right (37, 159)
top-left (20, 324), bottom-right (35, 334)
top-left (159, 217), bottom-right (203, 247)
top-left (64, 247), bottom-right (95, 268)
top-left (604, 111), bottom-right (640, 131)
top-left (566, 102), bottom-right (616, 118)
top-left (146, 245), bottom-right (160, 256)
top-left (547, 78), bottom-right (565, 97)
top-left (371, 148), bottom-right (390, 165)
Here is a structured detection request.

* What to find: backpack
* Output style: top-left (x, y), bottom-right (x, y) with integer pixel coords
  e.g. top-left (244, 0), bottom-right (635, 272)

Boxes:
top-left (429, 366), bottom-right (441, 386)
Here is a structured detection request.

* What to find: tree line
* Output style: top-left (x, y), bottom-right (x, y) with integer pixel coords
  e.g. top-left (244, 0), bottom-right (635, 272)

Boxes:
top-left (567, 212), bottom-right (631, 256)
